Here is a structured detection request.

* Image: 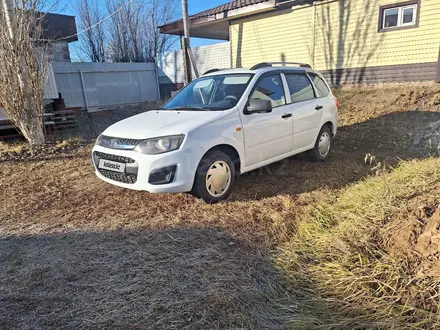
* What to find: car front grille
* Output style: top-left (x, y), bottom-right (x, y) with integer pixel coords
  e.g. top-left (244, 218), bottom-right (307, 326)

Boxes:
top-left (93, 151), bottom-right (138, 184)
top-left (99, 136), bottom-right (143, 150)
top-left (94, 151), bottom-right (135, 164)
top-left (109, 137), bottom-right (143, 146)
top-left (98, 169), bottom-right (137, 184)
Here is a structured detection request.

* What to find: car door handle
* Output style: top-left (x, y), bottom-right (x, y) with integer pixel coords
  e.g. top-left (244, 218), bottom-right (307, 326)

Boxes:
top-left (281, 113), bottom-right (292, 119)
top-left (315, 105), bottom-right (323, 111)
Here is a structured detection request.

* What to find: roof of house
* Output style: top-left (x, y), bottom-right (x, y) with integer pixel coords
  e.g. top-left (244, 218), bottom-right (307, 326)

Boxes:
top-left (41, 12), bottom-right (78, 43)
top-left (158, 0), bottom-right (312, 39)
top-left (160, 0), bottom-right (272, 29)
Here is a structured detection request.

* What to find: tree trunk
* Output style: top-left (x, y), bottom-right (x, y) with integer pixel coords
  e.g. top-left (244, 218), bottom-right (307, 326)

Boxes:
top-left (0, 0), bottom-right (47, 147)
top-left (19, 117), bottom-right (45, 146)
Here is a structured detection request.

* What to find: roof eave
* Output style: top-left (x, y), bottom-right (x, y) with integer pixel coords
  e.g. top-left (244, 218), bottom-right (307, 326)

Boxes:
top-left (159, 0), bottom-right (277, 39)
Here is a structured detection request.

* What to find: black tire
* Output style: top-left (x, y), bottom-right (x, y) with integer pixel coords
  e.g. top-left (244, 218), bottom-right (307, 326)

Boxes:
top-left (191, 150), bottom-right (236, 204)
top-left (309, 125), bottom-right (333, 162)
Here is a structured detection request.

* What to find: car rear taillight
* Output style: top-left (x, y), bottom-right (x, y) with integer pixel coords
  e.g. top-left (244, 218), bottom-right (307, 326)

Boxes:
top-left (334, 96), bottom-right (340, 109)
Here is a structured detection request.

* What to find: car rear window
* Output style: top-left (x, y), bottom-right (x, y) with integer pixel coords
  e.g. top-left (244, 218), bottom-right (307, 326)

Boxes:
top-left (284, 73), bottom-right (315, 103)
top-left (309, 73), bottom-right (330, 97)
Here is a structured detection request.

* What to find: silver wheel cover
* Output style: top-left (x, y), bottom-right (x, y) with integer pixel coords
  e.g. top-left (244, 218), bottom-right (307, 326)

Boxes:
top-left (205, 161), bottom-right (231, 197)
top-left (318, 132), bottom-right (331, 157)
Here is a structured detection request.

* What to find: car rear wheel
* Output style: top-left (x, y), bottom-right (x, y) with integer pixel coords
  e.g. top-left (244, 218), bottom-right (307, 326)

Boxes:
top-left (191, 150), bottom-right (236, 203)
top-left (309, 125), bottom-right (333, 162)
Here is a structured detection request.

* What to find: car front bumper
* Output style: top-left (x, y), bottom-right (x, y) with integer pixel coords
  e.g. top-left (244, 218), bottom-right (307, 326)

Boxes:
top-left (92, 145), bottom-right (201, 193)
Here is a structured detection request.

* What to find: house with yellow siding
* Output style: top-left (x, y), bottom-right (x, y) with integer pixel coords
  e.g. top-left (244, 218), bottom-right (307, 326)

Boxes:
top-left (160, 0), bottom-right (440, 86)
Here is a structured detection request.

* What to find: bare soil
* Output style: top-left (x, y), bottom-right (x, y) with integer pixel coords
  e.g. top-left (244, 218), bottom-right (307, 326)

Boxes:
top-left (383, 187), bottom-right (440, 280)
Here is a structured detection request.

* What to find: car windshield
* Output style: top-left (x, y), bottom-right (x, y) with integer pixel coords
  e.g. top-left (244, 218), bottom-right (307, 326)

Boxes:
top-left (161, 74), bottom-right (253, 111)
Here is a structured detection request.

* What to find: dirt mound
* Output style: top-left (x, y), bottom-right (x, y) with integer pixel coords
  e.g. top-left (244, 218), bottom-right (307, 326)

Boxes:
top-left (382, 196), bottom-right (440, 279)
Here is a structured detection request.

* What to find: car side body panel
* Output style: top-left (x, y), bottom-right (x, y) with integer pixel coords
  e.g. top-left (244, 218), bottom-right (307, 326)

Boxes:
top-left (185, 108), bottom-right (246, 174)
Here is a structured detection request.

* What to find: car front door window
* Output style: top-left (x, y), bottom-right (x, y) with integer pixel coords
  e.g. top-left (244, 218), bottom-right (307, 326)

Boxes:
top-left (249, 75), bottom-right (286, 108)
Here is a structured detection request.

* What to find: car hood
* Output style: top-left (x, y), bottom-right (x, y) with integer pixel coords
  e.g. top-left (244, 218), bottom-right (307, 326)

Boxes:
top-left (102, 110), bottom-right (224, 139)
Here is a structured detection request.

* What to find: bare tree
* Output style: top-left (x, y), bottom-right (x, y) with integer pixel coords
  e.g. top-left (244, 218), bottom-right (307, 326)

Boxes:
top-left (107, 0), bottom-right (177, 63)
top-left (106, 0), bottom-right (141, 62)
top-left (146, 0), bottom-right (177, 60)
top-left (0, 0), bottom-right (51, 145)
top-left (76, 0), bottom-right (107, 62)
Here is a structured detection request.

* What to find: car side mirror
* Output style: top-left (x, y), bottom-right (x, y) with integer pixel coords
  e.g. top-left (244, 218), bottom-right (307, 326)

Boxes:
top-left (246, 99), bottom-right (272, 114)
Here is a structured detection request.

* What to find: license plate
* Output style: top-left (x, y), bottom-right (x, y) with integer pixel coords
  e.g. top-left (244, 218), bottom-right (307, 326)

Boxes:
top-left (98, 159), bottom-right (126, 173)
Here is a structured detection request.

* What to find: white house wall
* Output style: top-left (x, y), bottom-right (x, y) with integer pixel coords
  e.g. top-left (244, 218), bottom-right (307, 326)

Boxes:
top-left (51, 41), bottom-right (71, 62)
top-left (158, 42), bottom-right (231, 85)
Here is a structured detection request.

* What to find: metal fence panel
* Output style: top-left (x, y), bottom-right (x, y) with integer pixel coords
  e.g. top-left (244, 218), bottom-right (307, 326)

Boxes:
top-left (44, 63), bottom-right (59, 100)
top-left (52, 62), bottom-right (159, 111)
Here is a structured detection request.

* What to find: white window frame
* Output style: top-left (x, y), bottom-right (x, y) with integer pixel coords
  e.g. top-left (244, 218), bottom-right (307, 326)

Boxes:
top-left (382, 4), bottom-right (418, 30)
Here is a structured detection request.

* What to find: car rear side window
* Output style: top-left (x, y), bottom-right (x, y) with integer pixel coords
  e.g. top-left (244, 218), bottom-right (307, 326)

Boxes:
top-left (284, 73), bottom-right (315, 103)
top-left (250, 74), bottom-right (286, 107)
top-left (309, 73), bottom-right (330, 97)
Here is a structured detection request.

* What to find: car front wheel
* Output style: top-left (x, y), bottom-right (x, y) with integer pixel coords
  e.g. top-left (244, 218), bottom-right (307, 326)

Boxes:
top-left (191, 150), bottom-right (236, 203)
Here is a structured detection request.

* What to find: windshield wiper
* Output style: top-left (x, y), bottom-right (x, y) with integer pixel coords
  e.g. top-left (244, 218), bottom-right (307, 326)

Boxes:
top-left (163, 106), bottom-right (208, 111)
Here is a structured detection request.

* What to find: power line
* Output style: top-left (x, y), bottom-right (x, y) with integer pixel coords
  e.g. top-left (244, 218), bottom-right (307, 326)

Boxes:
top-left (55, 0), bottom-right (136, 41)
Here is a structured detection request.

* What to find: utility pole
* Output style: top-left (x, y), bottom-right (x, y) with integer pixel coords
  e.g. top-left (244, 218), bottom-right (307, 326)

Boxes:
top-left (181, 0), bottom-right (192, 84)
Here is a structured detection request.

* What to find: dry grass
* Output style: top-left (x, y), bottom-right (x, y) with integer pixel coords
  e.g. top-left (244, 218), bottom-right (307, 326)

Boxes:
top-left (335, 84), bottom-right (440, 125)
top-left (0, 229), bottom-right (294, 329)
top-left (278, 158), bottom-right (440, 329)
top-left (0, 140), bottom-right (27, 154)
top-left (1, 85), bottom-right (440, 329)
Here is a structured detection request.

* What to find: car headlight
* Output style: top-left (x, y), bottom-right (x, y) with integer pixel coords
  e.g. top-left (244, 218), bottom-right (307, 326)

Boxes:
top-left (95, 134), bottom-right (105, 146)
top-left (134, 135), bottom-right (185, 155)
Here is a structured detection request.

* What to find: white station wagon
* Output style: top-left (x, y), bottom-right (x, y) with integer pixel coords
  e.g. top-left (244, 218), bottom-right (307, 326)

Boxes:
top-left (92, 62), bottom-right (339, 203)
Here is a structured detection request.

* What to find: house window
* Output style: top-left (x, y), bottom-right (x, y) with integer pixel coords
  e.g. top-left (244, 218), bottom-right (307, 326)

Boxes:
top-left (379, 1), bottom-right (419, 32)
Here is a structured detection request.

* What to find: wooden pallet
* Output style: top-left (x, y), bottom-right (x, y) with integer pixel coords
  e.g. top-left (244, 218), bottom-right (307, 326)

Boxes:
top-left (0, 110), bottom-right (78, 139)
top-left (44, 110), bottom-right (78, 133)
top-left (0, 120), bottom-right (20, 139)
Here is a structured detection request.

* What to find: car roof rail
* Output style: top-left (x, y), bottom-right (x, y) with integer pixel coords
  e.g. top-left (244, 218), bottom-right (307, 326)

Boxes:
top-left (251, 62), bottom-right (312, 70)
top-left (203, 68), bottom-right (221, 75)
top-left (250, 62), bottom-right (272, 70)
